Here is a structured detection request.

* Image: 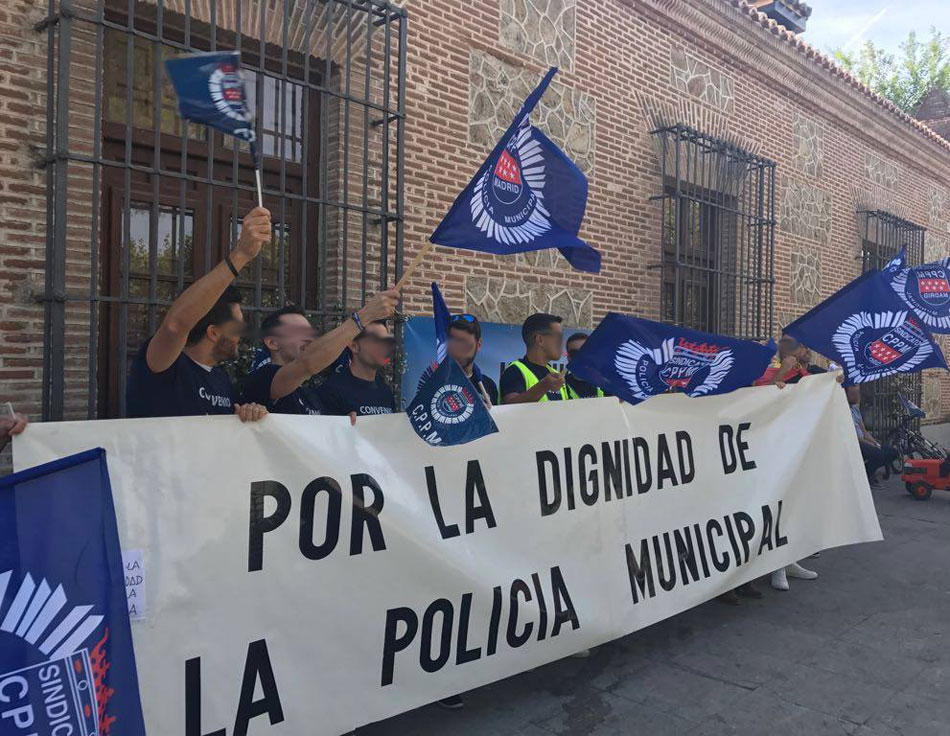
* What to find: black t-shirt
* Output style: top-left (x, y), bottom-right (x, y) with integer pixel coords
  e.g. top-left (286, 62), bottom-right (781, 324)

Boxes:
top-left (316, 368), bottom-right (396, 417)
top-left (417, 362), bottom-right (498, 406)
top-left (499, 357), bottom-right (564, 403)
top-left (242, 363), bottom-right (322, 415)
top-left (127, 337), bottom-right (236, 418)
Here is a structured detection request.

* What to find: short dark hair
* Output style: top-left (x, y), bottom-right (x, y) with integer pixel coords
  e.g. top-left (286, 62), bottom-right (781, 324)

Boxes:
top-left (448, 315), bottom-right (481, 341)
top-left (261, 305), bottom-right (307, 337)
top-left (353, 319), bottom-right (389, 340)
top-left (565, 332), bottom-right (587, 351)
top-left (186, 286), bottom-right (243, 345)
top-left (522, 313), bottom-right (562, 345)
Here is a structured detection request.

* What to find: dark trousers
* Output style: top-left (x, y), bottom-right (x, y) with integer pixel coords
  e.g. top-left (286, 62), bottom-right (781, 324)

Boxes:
top-left (860, 441), bottom-right (899, 476)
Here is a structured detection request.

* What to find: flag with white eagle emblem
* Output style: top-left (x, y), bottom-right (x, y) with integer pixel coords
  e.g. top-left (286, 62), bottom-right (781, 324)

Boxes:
top-left (785, 269), bottom-right (948, 384)
top-left (429, 67), bottom-right (600, 273)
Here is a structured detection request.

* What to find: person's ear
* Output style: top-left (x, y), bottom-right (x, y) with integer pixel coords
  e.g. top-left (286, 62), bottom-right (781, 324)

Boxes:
top-left (205, 323), bottom-right (220, 344)
top-left (263, 335), bottom-right (278, 352)
top-left (476, 338), bottom-right (483, 350)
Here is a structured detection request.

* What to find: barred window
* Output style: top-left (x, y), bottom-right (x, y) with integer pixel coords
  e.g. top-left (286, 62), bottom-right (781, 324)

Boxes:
top-left (652, 125), bottom-right (775, 340)
top-left (858, 210), bottom-right (927, 437)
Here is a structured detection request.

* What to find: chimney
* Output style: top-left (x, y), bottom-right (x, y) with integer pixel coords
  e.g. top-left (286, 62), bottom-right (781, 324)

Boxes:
top-left (748, 0), bottom-right (812, 34)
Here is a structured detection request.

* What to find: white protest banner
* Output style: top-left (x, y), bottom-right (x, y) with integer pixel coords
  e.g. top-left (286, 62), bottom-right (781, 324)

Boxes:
top-left (14, 372), bottom-right (881, 735)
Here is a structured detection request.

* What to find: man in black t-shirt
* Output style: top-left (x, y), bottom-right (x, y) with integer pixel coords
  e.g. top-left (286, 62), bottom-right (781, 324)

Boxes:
top-left (317, 321), bottom-right (397, 422)
top-left (416, 314), bottom-right (498, 407)
top-left (499, 313), bottom-right (568, 404)
top-left (126, 207), bottom-right (272, 421)
top-left (242, 293), bottom-right (398, 415)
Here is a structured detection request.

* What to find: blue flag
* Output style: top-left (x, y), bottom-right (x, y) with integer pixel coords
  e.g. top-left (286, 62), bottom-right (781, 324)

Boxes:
top-left (0, 449), bottom-right (145, 735)
top-left (568, 313), bottom-right (775, 404)
top-left (886, 257), bottom-right (950, 332)
top-left (408, 356), bottom-right (498, 446)
top-left (430, 67), bottom-right (600, 273)
top-left (432, 282), bottom-right (450, 363)
top-left (883, 246), bottom-right (906, 274)
top-left (165, 51), bottom-right (257, 151)
top-left (785, 269), bottom-right (948, 384)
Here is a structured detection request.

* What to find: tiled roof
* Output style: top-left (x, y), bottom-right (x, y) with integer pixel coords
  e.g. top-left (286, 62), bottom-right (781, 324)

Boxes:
top-left (778, 0), bottom-right (812, 20)
top-left (724, 0), bottom-right (950, 153)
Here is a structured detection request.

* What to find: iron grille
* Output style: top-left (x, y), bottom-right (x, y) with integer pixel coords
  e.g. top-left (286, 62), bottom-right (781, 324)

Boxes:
top-left (40, 0), bottom-right (408, 420)
top-left (651, 124), bottom-right (776, 340)
top-left (858, 210), bottom-right (927, 438)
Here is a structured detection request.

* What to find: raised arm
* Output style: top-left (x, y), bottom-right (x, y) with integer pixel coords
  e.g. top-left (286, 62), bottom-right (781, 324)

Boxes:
top-left (268, 289), bottom-right (400, 402)
top-left (146, 207), bottom-right (272, 373)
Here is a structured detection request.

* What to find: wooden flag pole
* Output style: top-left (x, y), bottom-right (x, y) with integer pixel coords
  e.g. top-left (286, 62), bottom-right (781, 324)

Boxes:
top-left (394, 240), bottom-right (436, 291)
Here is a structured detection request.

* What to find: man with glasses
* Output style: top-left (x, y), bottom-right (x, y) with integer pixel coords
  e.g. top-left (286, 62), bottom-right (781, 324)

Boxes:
top-left (127, 206), bottom-right (272, 421)
top-left (316, 320), bottom-right (398, 421)
top-left (242, 294), bottom-right (398, 415)
top-left (500, 313), bottom-right (568, 404)
top-left (564, 332), bottom-right (605, 399)
top-left (418, 313), bottom-right (497, 408)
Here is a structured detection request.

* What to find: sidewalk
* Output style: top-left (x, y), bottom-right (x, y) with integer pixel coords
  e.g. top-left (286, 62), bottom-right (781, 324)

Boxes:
top-left (361, 476), bottom-right (950, 735)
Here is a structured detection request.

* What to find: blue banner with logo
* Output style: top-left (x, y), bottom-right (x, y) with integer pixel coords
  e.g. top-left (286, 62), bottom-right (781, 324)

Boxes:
top-left (568, 313), bottom-right (775, 404)
top-left (429, 67), bottom-right (600, 274)
top-left (0, 448), bottom-right (145, 736)
top-left (407, 357), bottom-right (499, 446)
top-left (165, 51), bottom-right (256, 149)
top-left (785, 269), bottom-right (948, 384)
top-left (886, 257), bottom-right (950, 333)
top-left (883, 246), bottom-right (906, 274)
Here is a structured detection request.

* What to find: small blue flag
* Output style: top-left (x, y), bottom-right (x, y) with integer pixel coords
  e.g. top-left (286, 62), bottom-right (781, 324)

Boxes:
top-left (883, 246), bottom-right (906, 274)
top-left (785, 269), bottom-right (948, 384)
top-left (165, 51), bottom-right (257, 152)
top-left (432, 282), bottom-right (450, 363)
top-left (568, 313), bottom-right (775, 404)
top-left (886, 257), bottom-right (950, 332)
top-left (408, 356), bottom-right (498, 446)
top-left (0, 449), bottom-right (145, 735)
top-left (430, 67), bottom-right (600, 273)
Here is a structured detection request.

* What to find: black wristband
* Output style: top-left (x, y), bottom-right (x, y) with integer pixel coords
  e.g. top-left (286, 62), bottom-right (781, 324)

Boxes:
top-left (351, 310), bottom-right (365, 332)
top-left (225, 253), bottom-right (241, 280)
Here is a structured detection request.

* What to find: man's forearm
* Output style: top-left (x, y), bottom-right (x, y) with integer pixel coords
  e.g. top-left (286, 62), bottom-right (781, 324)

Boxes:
top-left (270, 317), bottom-right (361, 401)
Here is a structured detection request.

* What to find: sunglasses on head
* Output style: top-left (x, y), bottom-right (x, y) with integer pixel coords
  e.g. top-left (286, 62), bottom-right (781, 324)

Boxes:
top-left (450, 313), bottom-right (477, 324)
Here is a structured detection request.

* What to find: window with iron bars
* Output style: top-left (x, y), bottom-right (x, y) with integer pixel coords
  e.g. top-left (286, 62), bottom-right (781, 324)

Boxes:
top-left (41, 0), bottom-right (407, 420)
top-left (651, 125), bottom-right (776, 341)
top-left (858, 210), bottom-right (927, 439)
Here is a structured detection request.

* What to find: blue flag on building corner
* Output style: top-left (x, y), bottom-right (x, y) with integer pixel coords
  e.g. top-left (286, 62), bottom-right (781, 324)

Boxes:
top-left (429, 67), bottom-right (601, 274)
top-left (432, 282), bottom-right (450, 363)
top-left (883, 246), bottom-right (906, 274)
top-left (408, 357), bottom-right (499, 446)
top-left (165, 51), bottom-right (257, 151)
top-left (0, 448), bottom-right (145, 735)
top-left (568, 313), bottom-right (776, 404)
top-left (886, 256), bottom-right (950, 333)
top-left (785, 269), bottom-right (948, 384)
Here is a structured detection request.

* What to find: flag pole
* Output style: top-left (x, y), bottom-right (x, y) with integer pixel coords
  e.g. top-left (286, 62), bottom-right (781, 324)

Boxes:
top-left (254, 166), bottom-right (264, 208)
top-left (394, 240), bottom-right (436, 291)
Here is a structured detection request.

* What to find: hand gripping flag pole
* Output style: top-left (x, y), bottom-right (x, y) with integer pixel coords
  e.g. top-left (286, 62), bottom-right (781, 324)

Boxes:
top-left (165, 51), bottom-right (262, 207)
top-left (396, 67), bottom-right (601, 290)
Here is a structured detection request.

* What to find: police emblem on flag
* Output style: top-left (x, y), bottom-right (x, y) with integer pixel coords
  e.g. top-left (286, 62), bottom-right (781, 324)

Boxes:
top-left (469, 118), bottom-right (550, 244)
top-left (615, 337), bottom-right (734, 401)
top-left (0, 570), bottom-right (116, 735)
top-left (833, 311), bottom-right (934, 382)
top-left (430, 384), bottom-right (477, 425)
top-left (889, 261), bottom-right (950, 331)
top-left (208, 63), bottom-right (255, 141)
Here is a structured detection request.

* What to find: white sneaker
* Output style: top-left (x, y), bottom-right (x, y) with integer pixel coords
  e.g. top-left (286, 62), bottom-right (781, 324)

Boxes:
top-left (771, 569), bottom-right (789, 590)
top-left (786, 562), bottom-right (818, 580)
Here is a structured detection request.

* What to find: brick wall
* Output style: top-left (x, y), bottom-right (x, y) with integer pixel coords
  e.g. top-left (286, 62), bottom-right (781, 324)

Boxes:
top-left (3, 0), bottom-right (950, 438)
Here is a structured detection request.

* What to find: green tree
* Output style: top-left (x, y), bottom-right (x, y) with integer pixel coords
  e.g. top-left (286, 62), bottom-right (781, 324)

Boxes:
top-left (834, 27), bottom-right (950, 113)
